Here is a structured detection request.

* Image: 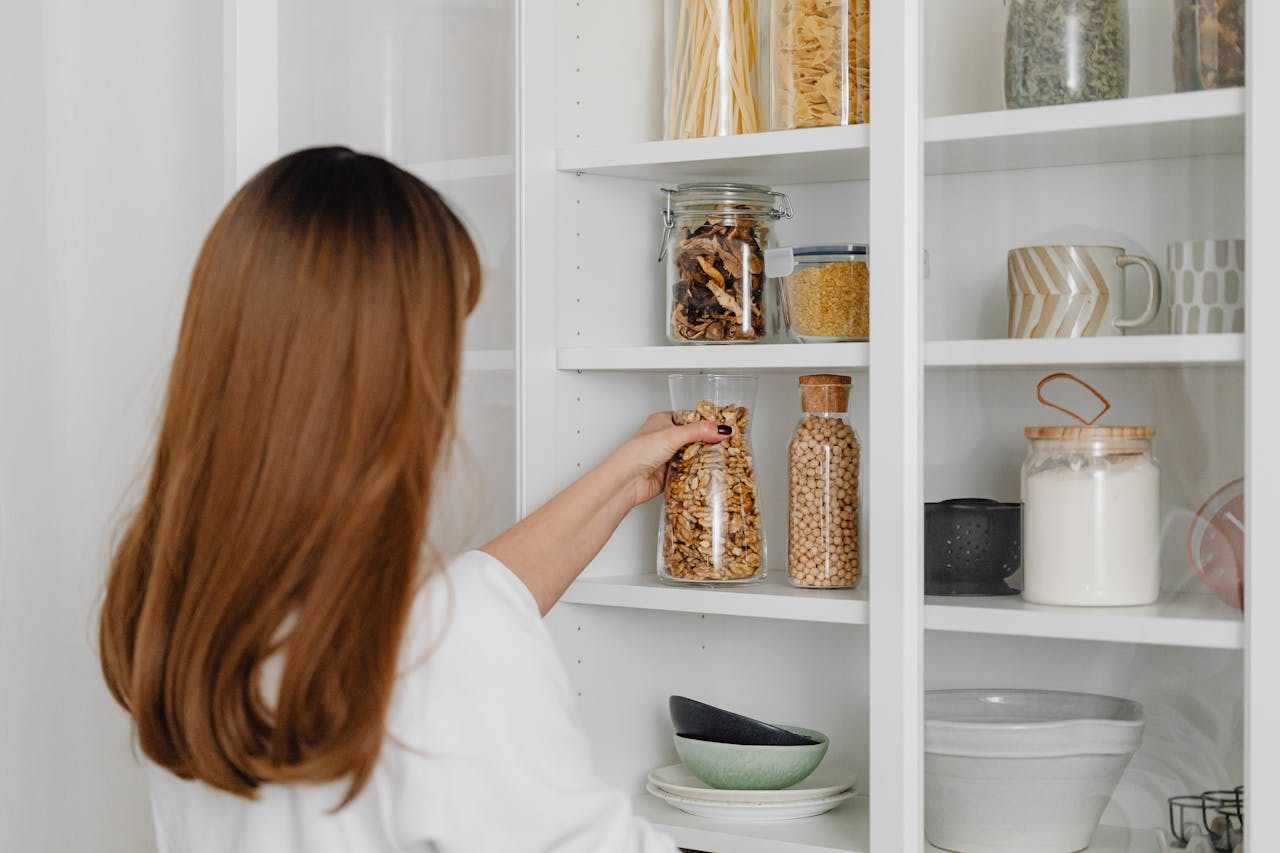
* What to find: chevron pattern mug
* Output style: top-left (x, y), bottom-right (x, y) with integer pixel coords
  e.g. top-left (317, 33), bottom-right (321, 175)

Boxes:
top-left (1007, 245), bottom-right (1162, 338)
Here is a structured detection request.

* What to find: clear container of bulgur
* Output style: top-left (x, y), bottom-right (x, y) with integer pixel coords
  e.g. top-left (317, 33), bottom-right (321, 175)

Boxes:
top-left (767, 244), bottom-right (870, 342)
top-left (788, 375), bottom-right (860, 589)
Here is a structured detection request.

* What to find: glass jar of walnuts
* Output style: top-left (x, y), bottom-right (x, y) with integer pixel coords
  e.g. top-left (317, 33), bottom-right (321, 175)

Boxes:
top-left (788, 375), bottom-right (860, 588)
top-left (659, 374), bottom-right (766, 585)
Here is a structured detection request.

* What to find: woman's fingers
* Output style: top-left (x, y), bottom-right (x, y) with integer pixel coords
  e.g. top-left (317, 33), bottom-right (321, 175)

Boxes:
top-left (633, 411), bottom-right (677, 438)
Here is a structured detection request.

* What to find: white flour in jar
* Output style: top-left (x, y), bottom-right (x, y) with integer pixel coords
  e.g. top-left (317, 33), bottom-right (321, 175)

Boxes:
top-left (1023, 454), bottom-right (1160, 606)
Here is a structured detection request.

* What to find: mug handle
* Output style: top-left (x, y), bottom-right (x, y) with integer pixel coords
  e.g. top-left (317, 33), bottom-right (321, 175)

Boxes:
top-left (1113, 255), bottom-right (1161, 329)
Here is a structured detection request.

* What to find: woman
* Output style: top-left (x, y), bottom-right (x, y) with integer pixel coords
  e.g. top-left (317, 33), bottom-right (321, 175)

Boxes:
top-left (99, 147), bottom-right (729, 852)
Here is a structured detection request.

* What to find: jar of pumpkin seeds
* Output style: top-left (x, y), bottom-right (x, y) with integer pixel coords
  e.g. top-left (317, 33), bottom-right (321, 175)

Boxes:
top-left (1004, 0), bottom-right (1130, 109)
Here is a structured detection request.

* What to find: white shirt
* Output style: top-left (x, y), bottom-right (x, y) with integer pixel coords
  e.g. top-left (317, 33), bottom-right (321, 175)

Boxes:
top-left (147, 551), bottom-right (676, 853)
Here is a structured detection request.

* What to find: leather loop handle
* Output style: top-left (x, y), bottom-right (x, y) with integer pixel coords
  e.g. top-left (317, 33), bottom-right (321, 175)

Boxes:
top-left (1036, 372), bottom-right (1111, 426)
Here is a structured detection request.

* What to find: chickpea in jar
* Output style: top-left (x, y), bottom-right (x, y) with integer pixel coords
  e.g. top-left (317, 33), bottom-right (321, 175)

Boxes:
top-left (788, 375), bottom-right (861, 589)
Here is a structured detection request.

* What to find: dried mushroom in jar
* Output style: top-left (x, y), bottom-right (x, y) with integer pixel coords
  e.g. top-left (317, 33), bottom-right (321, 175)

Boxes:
top-left (662, 401), bottom-right (764, 581)
top-left (1174, 0), bottom-right (1244, 91)
top-left (671, 222), bottom-right (768, 342)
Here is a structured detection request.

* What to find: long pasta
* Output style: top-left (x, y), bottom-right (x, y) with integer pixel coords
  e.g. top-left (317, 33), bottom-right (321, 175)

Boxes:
top-left (665, 0), bottom-right (762, 139)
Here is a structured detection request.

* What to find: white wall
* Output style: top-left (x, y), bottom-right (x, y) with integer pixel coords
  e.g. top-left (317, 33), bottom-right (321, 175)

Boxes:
top-left (0, 1), bottom-right (223, 849)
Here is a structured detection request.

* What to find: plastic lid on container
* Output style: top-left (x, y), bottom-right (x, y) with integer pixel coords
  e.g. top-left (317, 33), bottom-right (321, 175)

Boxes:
top-left (1025, 425), bottom-right (1155, 440)
top-left (765, 244), bottom-right (868, 278)
top-left (794, 243), bottom-right (869, 257)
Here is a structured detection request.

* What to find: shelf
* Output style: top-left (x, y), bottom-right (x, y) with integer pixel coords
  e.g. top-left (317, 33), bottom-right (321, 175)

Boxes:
top-left (557, 343), bottom-right (869, 373)
top-left (405, 154), bottom-right (513, 183)
top-left (557, 336), bottom-right (1240, 373)
top-left (557, 125), bottom-right (870, 184)
top-left (634, 792), bottom-right (868, 853)
top-left (927, 825), bottom-right (1155, 853)
top-left (925, 334), bottom-right (1244, 369)
top-left (924, 591), bottom-right (1243, 650)
top-left (926, 88), bottom-right (1244, 176)
top-left (636, 793), bottom-right (1152, 853)
top-left (560, 571), bottom-right (869, 625)
top-left (556, 90), bottom-right (1243, 185)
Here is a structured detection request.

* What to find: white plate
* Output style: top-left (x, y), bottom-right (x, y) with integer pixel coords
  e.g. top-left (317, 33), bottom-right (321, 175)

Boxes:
top-left (647, 764), bottom-right (856, 805)
top-left (645, 782), bottom-right (856, 821)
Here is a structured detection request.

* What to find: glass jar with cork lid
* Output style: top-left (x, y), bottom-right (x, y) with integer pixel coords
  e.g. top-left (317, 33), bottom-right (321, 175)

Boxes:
top-left (788, 374), bottom-right (861, 589)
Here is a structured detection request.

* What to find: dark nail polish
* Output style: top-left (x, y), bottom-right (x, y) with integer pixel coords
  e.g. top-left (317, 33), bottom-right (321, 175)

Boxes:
top-left (717, 425), bottom-right (732, 435)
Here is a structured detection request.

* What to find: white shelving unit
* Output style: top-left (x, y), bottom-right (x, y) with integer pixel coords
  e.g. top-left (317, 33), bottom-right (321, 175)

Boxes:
top-left (636, 794), bottom-right (1153, 853)
top-left (556, 88), bottom-right (1243, 184)
top-left (632, 794), bottom-right (870, 853)
top-left (560, 334), bottom-right (1244, 373)
top-left (228, 0), bottom-right (1279, 850)
top-left (562, 571), bottom-right (871, 626)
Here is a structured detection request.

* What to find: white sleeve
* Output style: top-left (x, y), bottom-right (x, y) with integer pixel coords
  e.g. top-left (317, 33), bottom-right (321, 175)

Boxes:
top-left (386, 551), bottom-right (678, 853)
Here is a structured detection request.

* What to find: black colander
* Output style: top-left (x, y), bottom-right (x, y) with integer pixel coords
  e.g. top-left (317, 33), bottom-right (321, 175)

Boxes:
top-left (924, 499), bottom-right (1021, 596)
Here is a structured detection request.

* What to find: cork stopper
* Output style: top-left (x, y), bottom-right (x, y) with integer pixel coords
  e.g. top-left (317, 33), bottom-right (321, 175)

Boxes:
top-left (799, 374), bottom-right (852, 413)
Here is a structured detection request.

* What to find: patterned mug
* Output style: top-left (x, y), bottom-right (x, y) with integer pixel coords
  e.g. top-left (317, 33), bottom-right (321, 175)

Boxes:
top-left (1168, 239), bottom-right (1245, 334)
top-left (1008, 245), bottom-right (1162, 338)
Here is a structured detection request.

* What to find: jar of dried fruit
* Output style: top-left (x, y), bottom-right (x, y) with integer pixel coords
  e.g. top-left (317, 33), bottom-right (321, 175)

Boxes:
top-left (1174, 0), bottom-right (1244, 92)
top-left (770, 0), bottom-right (870, 130)
top-left (660, 183), bottom-right (792, 344)
top-left (788, 375), bottom-right (860, 589)
top-left (767, 244), bottom-right (870, 342)
top-left (659, 374), bottom-right (766, 585)
top-left (1004, 0), bottom-right (1130, 109)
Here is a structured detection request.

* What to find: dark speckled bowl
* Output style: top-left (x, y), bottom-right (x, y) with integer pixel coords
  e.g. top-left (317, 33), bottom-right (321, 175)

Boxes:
top-left (669, 696), bottom-right (819, 746)
top-left (924, 499), bottom-right (1021, 596)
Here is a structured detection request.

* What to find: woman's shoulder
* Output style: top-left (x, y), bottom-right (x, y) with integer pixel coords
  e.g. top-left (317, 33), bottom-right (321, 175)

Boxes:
top-left (396, 550), bottom-right (551, 689)
top-left (409, 550), bottom-right (539, 644)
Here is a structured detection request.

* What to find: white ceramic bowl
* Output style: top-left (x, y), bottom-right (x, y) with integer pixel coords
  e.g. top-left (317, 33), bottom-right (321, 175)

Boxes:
top-left (924, 690), bottom-right (1144, 853)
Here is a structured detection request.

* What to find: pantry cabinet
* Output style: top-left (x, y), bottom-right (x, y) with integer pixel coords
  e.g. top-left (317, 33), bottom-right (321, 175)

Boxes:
top-left (224, 0), bottom-right (1278, 850)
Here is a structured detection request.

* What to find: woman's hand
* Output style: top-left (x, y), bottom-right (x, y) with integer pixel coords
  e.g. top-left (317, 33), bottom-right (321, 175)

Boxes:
top-left (484, 411), bottom-right (729, 615)
top-left (611, 412), bottom-right (731, 508)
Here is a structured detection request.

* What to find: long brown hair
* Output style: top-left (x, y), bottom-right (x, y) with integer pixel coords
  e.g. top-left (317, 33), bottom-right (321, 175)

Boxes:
top-left (99, 147), bottom-right (480, 802)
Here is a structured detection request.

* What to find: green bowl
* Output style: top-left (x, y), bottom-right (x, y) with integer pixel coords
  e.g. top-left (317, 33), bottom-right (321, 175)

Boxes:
top-left (673, 726), bottom-right (829, 790)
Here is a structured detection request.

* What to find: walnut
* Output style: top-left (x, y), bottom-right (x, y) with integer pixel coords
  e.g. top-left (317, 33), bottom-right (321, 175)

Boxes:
top-left (661, 402), bottom-right (764, 582)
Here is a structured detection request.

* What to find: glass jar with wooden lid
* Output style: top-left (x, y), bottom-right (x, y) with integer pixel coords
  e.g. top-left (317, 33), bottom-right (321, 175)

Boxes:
top-left (1021, 374), bottom-right (1159, 607)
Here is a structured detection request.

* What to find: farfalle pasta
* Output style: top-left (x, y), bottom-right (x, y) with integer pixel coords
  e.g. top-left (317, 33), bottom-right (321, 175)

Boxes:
top-left (771, 0), bottom-right (869, 129)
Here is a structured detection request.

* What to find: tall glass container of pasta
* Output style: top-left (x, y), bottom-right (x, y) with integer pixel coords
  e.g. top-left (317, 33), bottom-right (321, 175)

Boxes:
top-left (771, 0), bottom-right (870, 128)
top-left (664, 0), bottom-right (765, 139)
